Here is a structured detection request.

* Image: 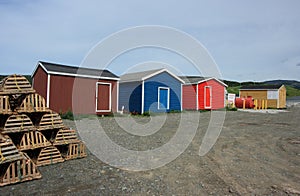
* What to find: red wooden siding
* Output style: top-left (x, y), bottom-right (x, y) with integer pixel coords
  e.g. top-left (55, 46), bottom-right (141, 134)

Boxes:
top-left (32, 67), bottom-right (48, 103)
top-left (72, 78), bottom-right (118, 114)
top-left (198, 79), bottom-right (225, 110)
top-left (182, 84), bottom-right (197, 110)
top-left (33, 73), bottom-right (118, 115)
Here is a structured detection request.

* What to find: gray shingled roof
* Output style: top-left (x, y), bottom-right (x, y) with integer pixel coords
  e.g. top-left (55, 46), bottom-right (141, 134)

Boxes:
top-left (38, 61), bottom-right (119, 79)
top-left (240, 84), bottom-right (283, 90)
top-left (179, 76), bottom-right (207, 84)
top-left (120, 69), bottom-right (173, 83)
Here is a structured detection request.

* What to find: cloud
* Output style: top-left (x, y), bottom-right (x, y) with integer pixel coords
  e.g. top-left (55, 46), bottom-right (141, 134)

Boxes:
top-left (0, 0), bottom-right (300, 81)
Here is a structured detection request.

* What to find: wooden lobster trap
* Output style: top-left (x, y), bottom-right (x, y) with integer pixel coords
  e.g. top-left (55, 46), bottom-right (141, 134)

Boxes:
top-left (63, 142), bottom-right (87, 160)
top-left (38, 112), bottom-right (64, 131)
top-left (35, 146), bottom-right (64, 166)
top-left (0, 114), bottom-right (35, 134)
top-left (0, 75), bottom-right (35, 95)
top-left (18, 131), bottom-right (51, 151)
top-left (16, 93), bottom-right (50, 113)
top-left (52, 129), bottom-right (80, 145)
top-left (0, 96), bottom-right (12, 114)
top-left (0, 153), bottom-right (41, 186)
top-left (0, 134), bottom-right (23, 164)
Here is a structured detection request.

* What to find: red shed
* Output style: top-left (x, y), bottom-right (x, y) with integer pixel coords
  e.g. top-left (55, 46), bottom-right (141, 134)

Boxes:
top-left (180, 76), bottom-right (227, 110)
top-left (32, 61), bottom-right (119, 114)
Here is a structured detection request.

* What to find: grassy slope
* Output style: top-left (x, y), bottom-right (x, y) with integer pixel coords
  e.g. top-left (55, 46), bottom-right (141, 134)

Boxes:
top-left (227, 84), bottom-right (300, 97)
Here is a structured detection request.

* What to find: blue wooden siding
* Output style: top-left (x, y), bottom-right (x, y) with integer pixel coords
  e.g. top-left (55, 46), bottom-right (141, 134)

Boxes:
top-left (119, 82), bottom-right (142, 113)
top-left (144, 72), bottom-right (181, 113)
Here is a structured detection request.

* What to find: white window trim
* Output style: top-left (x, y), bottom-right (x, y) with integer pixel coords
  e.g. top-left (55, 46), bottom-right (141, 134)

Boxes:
top-left (95, 82), bottom-right (112, 112)
top-left (158, 87), bottom-right (170, 110)
top-left (204, 86), bottom-right (212, 109)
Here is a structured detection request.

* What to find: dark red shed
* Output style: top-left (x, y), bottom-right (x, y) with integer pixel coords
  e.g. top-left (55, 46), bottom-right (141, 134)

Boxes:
top-left (32, 61), bottom-right (119, 114)
top-left (180, 76), bottom-right (227, 110)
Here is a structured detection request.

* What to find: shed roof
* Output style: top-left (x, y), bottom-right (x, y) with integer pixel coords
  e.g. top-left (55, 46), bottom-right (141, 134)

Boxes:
top-left (240, 84), bottom-right (284, 90)
top-left (32, 61), bottom-right (119, 80)
top-left (120, 69), bottom-right (185, 83)
top-left (180, 76), bottom-right (228, 87)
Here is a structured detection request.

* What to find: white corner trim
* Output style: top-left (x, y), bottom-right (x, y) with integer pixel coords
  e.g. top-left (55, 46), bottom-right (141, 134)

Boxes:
top-left (141, 81), bottom-right (145, 114)
top-left (116, 81), bottom-right (119, 113)
top-left (46, 74), bottom-right (51, 108)
top-left (196, 84), bottom-right (199, 110)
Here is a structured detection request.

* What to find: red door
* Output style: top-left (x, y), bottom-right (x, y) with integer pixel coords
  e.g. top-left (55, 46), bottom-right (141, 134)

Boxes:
top-left (204, 86), bottom-right (212, 109)
top-left (96, 83), bottom-right (111, 112)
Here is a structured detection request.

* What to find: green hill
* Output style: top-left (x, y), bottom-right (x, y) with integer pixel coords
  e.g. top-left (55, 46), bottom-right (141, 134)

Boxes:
top-left (224, 80), bottom-right (300, 97)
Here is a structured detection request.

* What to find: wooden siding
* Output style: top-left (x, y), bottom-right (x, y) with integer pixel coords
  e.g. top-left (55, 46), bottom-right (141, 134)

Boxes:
top-left (198, 79), bottom-right (225, 110)
top-left (119, 82), bottom-right (142, 113)
top-left (32, 67), bottom-right (48, 103)
top-left (72, 77), bottom-right (118, 114)
top-left (182, 84), bottom-right (197, 110)
top-left (240, 90), bottom-right (267, 100)
top-left (144, 72), bottom-right (181, 113)
top-left (278, 86), bottom-right (286, 108)
top-left (239, 86), bottom-right (286, 109)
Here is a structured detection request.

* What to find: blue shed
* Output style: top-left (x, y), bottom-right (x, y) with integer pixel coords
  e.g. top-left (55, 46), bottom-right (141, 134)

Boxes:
top-left (119, 69), bottom-right (185, 114)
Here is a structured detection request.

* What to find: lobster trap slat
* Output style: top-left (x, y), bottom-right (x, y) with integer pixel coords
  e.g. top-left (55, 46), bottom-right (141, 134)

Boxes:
top-left (19, 131), bottom-right (51, 151)
top-left (35, 146), bottom-right (64, 166)
top-left (64, 142), bottom-right (87, 160)
top-left (0, 96), bottom-right (12, 114)
top-left (0, 75), bottom-right (35, 95)
top-left (38, 112), bottom-right (64, 131)
top-left (16, 93), bottom-right (50, 113)
top-left (53, 129), bottom-right (80, 145)
top-left (0, 134), bottom-right (23, 164)
top-left (0, 114), bottom-right (35, 134)
top-left (0, 153), bottom-right (41, 187)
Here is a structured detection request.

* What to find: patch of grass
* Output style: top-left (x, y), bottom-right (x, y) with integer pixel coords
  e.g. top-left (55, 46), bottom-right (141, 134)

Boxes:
top-left (168, 110), bottom-right (181, 113)
top-left (142, 111), bottom-right (151, 116)
top-left (227, 86), bottom-right (241, 96)
top-left (60, 110), bottom-right (74, 120)
top-left (286, 85), bottom-right (300, 97)
top-left (225, 106), bottom-right (238, 111)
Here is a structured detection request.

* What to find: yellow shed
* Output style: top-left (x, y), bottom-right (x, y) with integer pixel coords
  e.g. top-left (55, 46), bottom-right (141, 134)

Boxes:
top-left (239, 85), bottom-right (286, 109)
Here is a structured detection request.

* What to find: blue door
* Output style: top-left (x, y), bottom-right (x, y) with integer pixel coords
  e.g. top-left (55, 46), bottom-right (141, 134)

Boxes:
top-left (159, 88), bottom-right (169, 109)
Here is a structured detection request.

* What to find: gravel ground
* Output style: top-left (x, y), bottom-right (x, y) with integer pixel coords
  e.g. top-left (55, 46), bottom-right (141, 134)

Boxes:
top-left (1, 106), bottom-right (300, 195)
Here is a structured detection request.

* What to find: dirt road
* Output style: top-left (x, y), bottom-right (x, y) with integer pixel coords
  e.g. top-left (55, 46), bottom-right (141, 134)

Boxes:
top-left (1, 106), bottom-right (300, 195)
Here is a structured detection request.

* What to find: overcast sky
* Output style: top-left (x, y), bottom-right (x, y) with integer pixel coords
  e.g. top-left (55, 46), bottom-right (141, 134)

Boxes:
top-left (0, 0), bottom-right (300, 82)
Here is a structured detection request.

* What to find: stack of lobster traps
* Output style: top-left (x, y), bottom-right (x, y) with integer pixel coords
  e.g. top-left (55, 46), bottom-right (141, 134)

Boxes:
top-left (0, 74), bottom-right (86, 186)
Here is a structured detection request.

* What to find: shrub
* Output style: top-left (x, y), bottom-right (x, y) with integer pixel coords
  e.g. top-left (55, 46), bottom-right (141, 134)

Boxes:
top-left (60, 110), bottom-right (74, 120)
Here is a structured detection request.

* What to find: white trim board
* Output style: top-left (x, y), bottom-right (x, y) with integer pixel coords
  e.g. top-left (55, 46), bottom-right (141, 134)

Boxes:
top-left (158, 87), bottom-right (170, 110)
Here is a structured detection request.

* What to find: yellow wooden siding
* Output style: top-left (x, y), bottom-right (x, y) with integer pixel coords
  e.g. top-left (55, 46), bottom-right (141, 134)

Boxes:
top-left (240, 90), bottom-right (267, 100)
top-left (266, 100), bottom-right (278, 108)
top-left (278, 86), bottom-right (286, 108)
top-left (239, 85), bottom-right (286, 109)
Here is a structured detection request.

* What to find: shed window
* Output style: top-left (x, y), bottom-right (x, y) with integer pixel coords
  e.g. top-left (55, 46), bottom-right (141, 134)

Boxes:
top-left (267, 90), bottom-right (278, 99)
top-left (158, 87), bottom-right (170, 110)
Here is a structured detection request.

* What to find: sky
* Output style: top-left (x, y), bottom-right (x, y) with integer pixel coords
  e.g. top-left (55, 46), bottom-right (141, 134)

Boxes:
top-left (0, 0), bottom-right (300, 82)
